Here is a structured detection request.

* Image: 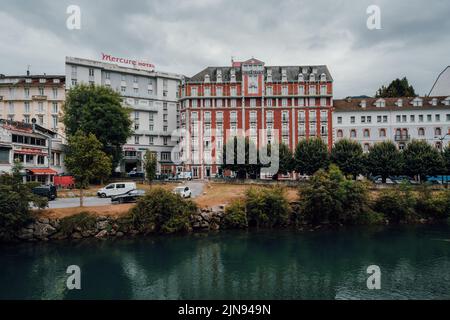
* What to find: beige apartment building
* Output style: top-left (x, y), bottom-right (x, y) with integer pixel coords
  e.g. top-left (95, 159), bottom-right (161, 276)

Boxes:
top-left (0, 73), bottom-right (66, 139)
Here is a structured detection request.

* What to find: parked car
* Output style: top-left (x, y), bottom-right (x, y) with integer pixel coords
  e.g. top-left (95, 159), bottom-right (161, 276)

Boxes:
top-left (97, 182), bottom-right (137, 198)
top-left (177, 172), bottom-right (193, 181)
top-left (127, 170), bottom-right (144, 178)
top-left (173, 186), bottom-right (192, 198)
top-left (373, 177), bottom-right (395, 184)
top-left (111, 189), bottom-right (146, 203)
top-left (391, 176), bottom-right (419, 185)
top-left (32, 185), bottom-right (57, 201)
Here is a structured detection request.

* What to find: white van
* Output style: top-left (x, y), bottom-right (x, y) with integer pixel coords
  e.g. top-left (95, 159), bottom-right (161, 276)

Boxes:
top-left (97, 182), bottom-right (137, 198)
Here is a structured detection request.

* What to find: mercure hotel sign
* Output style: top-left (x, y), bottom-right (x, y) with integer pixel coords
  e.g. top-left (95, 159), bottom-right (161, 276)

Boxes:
top-left (101, 53), bottom-right (155, 71)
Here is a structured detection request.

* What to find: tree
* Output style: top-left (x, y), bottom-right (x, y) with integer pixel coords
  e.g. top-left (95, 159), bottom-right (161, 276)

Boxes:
top-left (222, 136), bottom-right (261, 179)
top-left (0, 161), bottom-right (48, 238)
top-left (299, 165), bottom-right (379, 225)
top-left (64, 131), bottom-right (112, 207)
top-left (366, 141), bottom-right (402, 183)
top-left (331, 139), bottom-right (365, 179)
top-left (375, 77), bottom-right (417, 98)
top-left (443, 147), bottom-right (450, 175)
top-left (143, 150), bottom-right (158, 183)
top-left (63, 84), bottom-right (133, 171)
top-left (263, 143), bottom-right (294, 179)
top-left (402, 140), bottom-right (444, 182)
top-left (294, 138), bottom-right (329, 175)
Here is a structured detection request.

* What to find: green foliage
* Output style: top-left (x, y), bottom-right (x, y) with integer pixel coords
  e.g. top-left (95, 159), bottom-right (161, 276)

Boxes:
top-left (375, 77), bottom-right (416, 98)
top-left (63, 84), bottom-right (133, 169)
top-left (294, 138), bottom-right (330, 175)
top-left (299, 165), bottom-right (376, 225)
top-left (130, 188), bottom-right (197, 234)
top-left (443, 147), bottom-right (450, 174)
top-left (59, 212), bottom-right (96, 236)
top-left (223, 200), bottom-right (248, 229)
top-left (64, 131), bottom-right (112, 206)
top-left (331, 139), bottom-right (365, 178)
top-left (245, 186), bottom-right (291, 228)
top-left (367, 141), bottom-right (403, 182)
top-left (143, 150), bottom-right (158, 182)
top-left (415, 187), bottom-right (450, 221)
top-left (0, 161), bottom-right (48, 237)
top-left (373, 184), bottom-right (417, 223)
top-left (222, 136), bottom-right (261, 179)
top-left (262, 143), bottom-right (294, 177)
top-left (402, 140), bottom-right (444, 181)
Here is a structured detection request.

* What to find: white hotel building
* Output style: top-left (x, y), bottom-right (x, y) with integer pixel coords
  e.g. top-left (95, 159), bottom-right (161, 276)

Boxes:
top-left (65, 57), bottom-right (182, 175)
top-left (333, 96), bottom-right (450, 151)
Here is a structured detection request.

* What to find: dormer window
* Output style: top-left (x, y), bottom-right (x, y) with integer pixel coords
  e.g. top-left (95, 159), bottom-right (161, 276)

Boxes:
top-left (442, 97), bottom-right (450, 106)
top-left (230, 69), bottom-right (236, 83)
top-left (309, 73), bottom-right (315, 82)
top-left (360, 100), bottom-right (367, 108)
top-left (374, 99), bottom-right (385, 108)
top-left (281, 69), bottom-right (287, 82)
top-left (267, 69), bottom-right (272, 83)
top-left (204, 74), bottom-right (210, 83)
top-left (298, 73), bottom-right (304, 82)
top-left (216, 70), bottom-right (222, 83)
top-left (396, 99), bottom-right (403, 107)
top-left (411, 97), bottom-right (423, 107)
top-left (320, 73), bottom-right (326, 82)
top-left (302, 67), bottom-right (308, 74)
top-left (312, 67), bottom-right (318, 74)
top-left (430, 98), bottom-right (438, 106)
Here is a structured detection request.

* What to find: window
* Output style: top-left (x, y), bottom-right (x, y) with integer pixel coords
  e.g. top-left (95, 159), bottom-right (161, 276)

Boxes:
top-left (350, 130), bottom-right (357, 138)
top-left (379, 129), bottom-right (386, 137)
top-left (23, 115), bottom-right (30, 123)
top-left (309, 85), bottom-right (316, 95)
top-left (135, 136), bottom-right (140, 144)
top-left (230, 87), bottom-right (237, 96)
top-left (24, 88), bottom-right (30, 98)
top-left (39, 87), bottom-right (44, 96)
top-left (205, 87), bottom-right (211, 96)
top-left (281, 99), bottom-right (287, 107)
top-left (350, 116), bottom-right (355, 124)
top-left (161, 152), bottom-right (171, 161)
top-left (38, 115), bottom-right (44, 125)
top-left (163, 137), bottom-right (168, 146)
top-left (337, 117), bottom-right (342, 124)
top-left (436, 114), bottom-right (441, 122)
top-left (149, 137), bottom-right (154, 145)
top-left (24, 102), bottom-right (30, 113)
top-left (298, 85), bottom-right (305, 95)
top-left (418, 128), bottom-right (425, 136)
top-left (216, 87), bottom-right (223, 97)
top-left (410, 115), bottom-right (415, 122)
top-left (363, 129), bottom-right (370, 138)
top-left (121, 86), bottom-right (126, 93)
top-left (435, 127), bottom-right (442, 136)
top-left (337, 130), bottom-right (343, 138)
top-left (216, 99), bottom-right (223, 108)
top-left (361, 116), bottom-right (366, 123)
top-left (230, 99), bottom-right (237, 108)
top-left (191, 87), bottom-right (197, 97)
top-left (38, 102), bottom-right (44, 113)
top-left (52, 115), bottom-right (58, 129)
top-left (250, 99), bottom-right (256, 108)
top-left (282, 86), bottom-right (288, 95)
top-left (419, 115), bottom-right (424, 122)
top-left (367, 116), bottom-right (372, 123)
top-left (89, 68), bottom-right (94, 77)
top-left (52, 102), bottom-right (58, 114)
top-left (204, 99), bottom-right (211, 108)
top-left (427, 114), bottom-right (432, 122)
top-left (383, 116), bottom-right (388, 123)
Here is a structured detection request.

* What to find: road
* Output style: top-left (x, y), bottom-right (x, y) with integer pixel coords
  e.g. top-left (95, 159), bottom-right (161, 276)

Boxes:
top-left (48, 181), bottom-right (205, 209)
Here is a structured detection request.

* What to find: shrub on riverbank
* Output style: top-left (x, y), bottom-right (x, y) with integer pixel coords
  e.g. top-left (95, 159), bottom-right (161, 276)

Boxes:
top-left (415, 187), bottom-right (450, 221)
top-left (130, 188), bottom-right (197, 234)
top-left (0, 162), bottom-right (48, 239)
top-left (59, 212), bottom-right (97, 236)
top-left (245, 186), bottom-right (291, 228)
top-left (298, 165), bottom-right (380, 225)
top-left (223, 200), bottom-right (248, 229)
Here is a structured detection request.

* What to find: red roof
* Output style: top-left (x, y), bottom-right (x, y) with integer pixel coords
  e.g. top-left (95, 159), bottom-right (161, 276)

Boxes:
top-left (28, 168), bottom-right (57, 175)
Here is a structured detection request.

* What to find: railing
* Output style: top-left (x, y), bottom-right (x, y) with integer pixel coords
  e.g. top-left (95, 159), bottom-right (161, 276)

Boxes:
top-left (394, 134), bottom-right (411, 142)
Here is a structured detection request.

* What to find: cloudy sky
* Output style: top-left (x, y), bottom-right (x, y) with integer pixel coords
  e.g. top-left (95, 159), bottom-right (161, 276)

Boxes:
top-left (0, 0), bottom-right (449, 98)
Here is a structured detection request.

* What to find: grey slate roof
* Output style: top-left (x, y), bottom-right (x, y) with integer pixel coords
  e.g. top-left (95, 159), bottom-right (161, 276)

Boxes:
top-left (185, 64), bottom-right (332, 83)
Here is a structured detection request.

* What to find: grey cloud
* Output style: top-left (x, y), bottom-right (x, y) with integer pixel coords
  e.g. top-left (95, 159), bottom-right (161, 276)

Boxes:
top-left (0, 0), bottom-right (449, 97)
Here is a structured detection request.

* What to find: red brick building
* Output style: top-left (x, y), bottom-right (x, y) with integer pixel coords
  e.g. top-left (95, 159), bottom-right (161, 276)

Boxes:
top-left (178, 58), bottom-right (333, 179)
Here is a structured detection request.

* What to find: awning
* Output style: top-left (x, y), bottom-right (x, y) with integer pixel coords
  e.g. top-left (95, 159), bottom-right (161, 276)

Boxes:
top-left (14, 149), bottom-right (47, 156)
top-left (28, 168), bottom-right (58, 175)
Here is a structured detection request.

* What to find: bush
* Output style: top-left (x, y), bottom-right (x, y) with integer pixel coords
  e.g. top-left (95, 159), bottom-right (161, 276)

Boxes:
top-left (373, 184), bottom-right (417, 223)
top-left (130, 187), bottom-right (197, 234)
top-left (59, 212), bottom-right (96, 236)
top-left (299, 165), bottom-right (376, 225)
top-left (245, 186), bottom-right (291, 228)
top-left (0, 162), bottom-right (48, 238)
top-left (415, 188), bottom-right (449, 221)
top-left (223, 200), bottom-right (248, 229)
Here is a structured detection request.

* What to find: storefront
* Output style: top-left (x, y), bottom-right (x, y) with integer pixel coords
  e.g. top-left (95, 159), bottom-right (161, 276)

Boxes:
top-left (26, 168), bottom-right (58, 184)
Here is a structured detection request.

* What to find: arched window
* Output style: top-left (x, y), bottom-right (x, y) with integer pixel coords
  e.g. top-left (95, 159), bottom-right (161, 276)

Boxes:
top-left (418, 128), bottom-right (425, 136)
top-left (379, 129), bottom-right (386, 137)
top-left (435, 127), bottom-right (442, 136)
top-left (320, 73), bottom-right (327, 82)
top-left (363, 129), bottom-right (370, 138)
top-left (364, 143), bottom-right (370, 152)
top-left (298, 74), bottom-right (304, 82)
top-left (350, 129), bottom-right (357, 138)
top-left (337, 130), bottom-right (343, 138)
top-left (309, 74), bottom-right (315, 82)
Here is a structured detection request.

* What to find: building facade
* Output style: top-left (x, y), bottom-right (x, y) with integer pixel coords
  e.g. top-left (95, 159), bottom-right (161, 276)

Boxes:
top-left (65, 56), bottom-right (182, 175)
top-left (333, 96), bottom-right (450, 151)
top-left (179, 58), bottom-right (333, 179)
top-left (0, 119), bottom-right (65, 183)
top-left (0, 74), bottom-right (66, 139)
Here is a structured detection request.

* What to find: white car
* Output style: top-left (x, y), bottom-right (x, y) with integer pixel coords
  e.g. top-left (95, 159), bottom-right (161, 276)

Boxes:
top-left (97, 182), bottom-right (137, 198)
top-left (173, 186), bottom-right (192, 198)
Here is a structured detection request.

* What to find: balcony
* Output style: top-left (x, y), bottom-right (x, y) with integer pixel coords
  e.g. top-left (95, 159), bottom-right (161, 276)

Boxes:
top-left (394, 134), bottom-right (411, 142)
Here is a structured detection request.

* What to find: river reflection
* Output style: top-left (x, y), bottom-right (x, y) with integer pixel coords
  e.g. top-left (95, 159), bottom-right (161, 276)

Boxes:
top-left (0, 225), bottom-right (449, 299)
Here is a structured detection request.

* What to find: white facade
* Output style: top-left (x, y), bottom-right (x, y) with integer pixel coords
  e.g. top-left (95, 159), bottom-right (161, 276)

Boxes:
top-left (333, 96), bottom-right (450, 151)
top-left (65, 57), bottom-right (182, 174)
